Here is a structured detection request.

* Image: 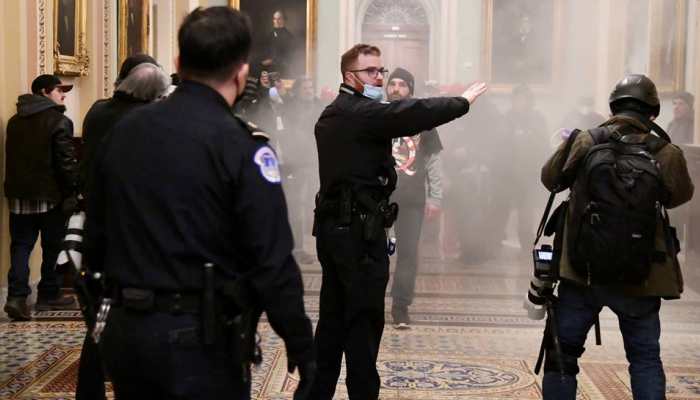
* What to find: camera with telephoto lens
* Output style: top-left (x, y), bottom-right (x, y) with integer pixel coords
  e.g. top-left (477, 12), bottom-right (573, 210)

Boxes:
top-left (523, 245), bottom-right (557, 320)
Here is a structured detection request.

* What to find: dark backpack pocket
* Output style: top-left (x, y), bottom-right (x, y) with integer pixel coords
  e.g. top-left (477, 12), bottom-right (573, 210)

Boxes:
top-left (573, 204), bottom-right (655, 284)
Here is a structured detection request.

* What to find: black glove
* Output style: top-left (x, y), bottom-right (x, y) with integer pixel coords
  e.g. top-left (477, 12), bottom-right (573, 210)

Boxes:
top-left (288, 360), bottom-right (316, 400)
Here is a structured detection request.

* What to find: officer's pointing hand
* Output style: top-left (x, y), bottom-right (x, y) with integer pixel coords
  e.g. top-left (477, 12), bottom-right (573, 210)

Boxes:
top-left (461, 82), bottom-right (488, 105)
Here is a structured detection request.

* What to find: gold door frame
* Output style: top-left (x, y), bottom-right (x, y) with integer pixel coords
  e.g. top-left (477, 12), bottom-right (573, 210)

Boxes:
top-left (53, 0), bottom-right (89, 76)
top-left (118, 0), bottom-right (151, 69)
top-left (481, 0), bottom-right (564, 93)
top-left (229, 0), bottom-right (317, 78)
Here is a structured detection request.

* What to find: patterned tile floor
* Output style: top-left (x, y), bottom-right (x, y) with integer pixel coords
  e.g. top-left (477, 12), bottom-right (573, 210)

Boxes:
top-left (1, 250), bottom-right (700, 399)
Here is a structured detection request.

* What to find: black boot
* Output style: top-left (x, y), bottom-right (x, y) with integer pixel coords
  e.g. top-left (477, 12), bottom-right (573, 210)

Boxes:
top-left (4, 297), bottom-right (31, 321)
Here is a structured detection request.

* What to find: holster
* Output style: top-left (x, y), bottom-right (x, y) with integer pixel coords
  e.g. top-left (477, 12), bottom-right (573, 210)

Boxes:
top-left (74, 269), bottom-right (103, 329)
top-left (220, 279), bottom-right (263, 377)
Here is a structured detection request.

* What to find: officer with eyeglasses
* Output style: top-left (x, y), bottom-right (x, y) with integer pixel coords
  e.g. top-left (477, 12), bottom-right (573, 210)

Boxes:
top-left (310, 43), bottom-right (488, 400)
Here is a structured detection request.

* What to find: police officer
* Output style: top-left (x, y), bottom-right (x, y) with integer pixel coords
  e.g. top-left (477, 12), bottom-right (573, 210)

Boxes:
top-left (83, 7), bottom-right (315, 399)
top-left (539, 75), bottom-right (694, 399)
top-left (310, 43), bottom-right (487, 400)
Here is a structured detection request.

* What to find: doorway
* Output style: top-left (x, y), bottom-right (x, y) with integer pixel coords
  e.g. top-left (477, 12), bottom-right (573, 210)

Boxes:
top-left (361, 0), bottom-right (430, 94)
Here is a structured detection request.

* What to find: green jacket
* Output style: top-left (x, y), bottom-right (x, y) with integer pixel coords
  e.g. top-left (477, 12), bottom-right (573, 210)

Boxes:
top-left (541, 115), bottom-right (694, 298)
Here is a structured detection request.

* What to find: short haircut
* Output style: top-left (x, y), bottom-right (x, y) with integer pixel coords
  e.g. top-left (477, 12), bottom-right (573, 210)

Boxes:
top-left (340, 44), bottom-right (381, 76)
top-left (273, 9), bottom-right (285, 19)
top-left (178, 7), bottom-right (252, 82)
top-left (116, 63), bottom-right (170, 101)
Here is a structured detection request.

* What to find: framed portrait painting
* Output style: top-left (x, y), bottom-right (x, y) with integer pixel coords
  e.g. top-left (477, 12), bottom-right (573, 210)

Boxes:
top-left (482, 0), bottom-right (563, 91)
top-left (118, 0), bottom-right (150, 68)
top-left (54, 0), bottom-right (89, 76)
top-left (623, 0), bottom-right (687, 93)
top-left (230, 0), bottom-right (317, 79)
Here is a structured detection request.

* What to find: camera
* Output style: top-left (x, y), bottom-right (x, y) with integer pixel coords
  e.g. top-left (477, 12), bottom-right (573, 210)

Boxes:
top-left (533, 244), bottom-right (556, 282)
top-left (524, 244), bottom-right (557, 320)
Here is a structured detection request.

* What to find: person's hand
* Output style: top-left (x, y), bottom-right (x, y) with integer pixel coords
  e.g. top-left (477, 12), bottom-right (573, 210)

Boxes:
top-left (461, 82), bottom-right (488, 105)
top-left (425, 203), bottom-right (441, 220)
top-left (289, 360), bottom-right (316, 400)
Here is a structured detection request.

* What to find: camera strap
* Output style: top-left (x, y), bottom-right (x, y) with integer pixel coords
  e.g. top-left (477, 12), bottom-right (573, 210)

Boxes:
top-left (533, 129), bottom-right (581, 246)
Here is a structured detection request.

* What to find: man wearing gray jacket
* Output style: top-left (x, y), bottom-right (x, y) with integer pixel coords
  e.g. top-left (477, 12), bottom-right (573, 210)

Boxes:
top-left (386, 68), bottom-right (444, 328)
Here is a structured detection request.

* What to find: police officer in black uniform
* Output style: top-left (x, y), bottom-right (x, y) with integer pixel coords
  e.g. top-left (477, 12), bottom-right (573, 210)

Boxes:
top-left (84, 7), bottom-right (315, 399)
top-left (310, 43), bottom-right (487, 400)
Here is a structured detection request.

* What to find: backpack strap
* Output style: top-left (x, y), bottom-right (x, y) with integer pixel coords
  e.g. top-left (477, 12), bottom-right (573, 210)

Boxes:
top-left (588, 126), bottom-right (614, 145)
top-left (641, 134), bottom-right (669, 154)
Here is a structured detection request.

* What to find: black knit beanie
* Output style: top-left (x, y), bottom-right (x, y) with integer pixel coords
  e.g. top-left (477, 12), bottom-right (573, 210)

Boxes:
top-left (388, 67), bottom-right (415, 95)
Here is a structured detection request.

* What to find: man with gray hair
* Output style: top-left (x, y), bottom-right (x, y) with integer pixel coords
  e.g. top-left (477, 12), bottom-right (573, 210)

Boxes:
top-left (80, 58), bottom-right (170, 192)
top-left (76, 55), bottom-right (168, 400)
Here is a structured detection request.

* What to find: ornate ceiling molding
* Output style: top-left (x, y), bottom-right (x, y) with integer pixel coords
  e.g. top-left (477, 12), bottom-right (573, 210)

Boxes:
top-left (363, 0), bottom-right (428, 26)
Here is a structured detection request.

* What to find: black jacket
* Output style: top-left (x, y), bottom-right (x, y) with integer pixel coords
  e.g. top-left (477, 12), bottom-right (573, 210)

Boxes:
top-left (315, 84), bottom-right (469, 196)
top-left (4, 94), bottom-right (78, 202)
top-left (83, 81), bottom-right (313, 363)
top-left (80, 91), bottom-right (149, 193)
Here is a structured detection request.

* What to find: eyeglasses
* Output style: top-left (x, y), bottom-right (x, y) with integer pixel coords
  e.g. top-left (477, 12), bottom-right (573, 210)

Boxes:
top-left (350, 67), bottom-right (389, 79)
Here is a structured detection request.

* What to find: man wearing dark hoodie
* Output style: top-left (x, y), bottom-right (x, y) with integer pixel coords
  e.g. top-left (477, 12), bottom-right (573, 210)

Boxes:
top-left (3, 74), bottom-right (79, 321)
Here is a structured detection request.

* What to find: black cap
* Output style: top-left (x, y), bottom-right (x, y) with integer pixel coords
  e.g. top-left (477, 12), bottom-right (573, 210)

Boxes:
top-left (609, 74), bottom-right (660, 116)
top-left (31, 74), bottom-right (73, 95)
top-left (117, 53), bottom-right (158, 83)
top-left (388, 67), bottom-right (415, 95)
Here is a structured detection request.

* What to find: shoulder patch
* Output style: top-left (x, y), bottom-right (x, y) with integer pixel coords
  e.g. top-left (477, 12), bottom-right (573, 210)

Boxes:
top-left (253, 146), bottom-right (281, 184)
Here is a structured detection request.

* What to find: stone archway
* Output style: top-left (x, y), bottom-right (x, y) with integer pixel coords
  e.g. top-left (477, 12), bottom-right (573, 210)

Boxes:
top-left (357, 0), bottom-right (435, 93)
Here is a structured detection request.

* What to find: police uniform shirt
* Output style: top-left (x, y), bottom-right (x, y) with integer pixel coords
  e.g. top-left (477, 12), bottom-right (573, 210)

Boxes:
top-left (84, 80), bottom-right (312, 358)
top-left (315, 84), bottom-right (469, 196)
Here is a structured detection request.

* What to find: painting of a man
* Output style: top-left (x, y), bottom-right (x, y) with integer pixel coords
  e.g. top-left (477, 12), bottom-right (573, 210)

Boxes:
top-left (241, 0), bottom-right (306, 78)
top-left (57, 0), bottom-right (76, 56)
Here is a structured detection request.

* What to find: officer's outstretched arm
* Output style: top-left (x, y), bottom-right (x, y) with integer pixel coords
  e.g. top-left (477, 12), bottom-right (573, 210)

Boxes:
top-left (360, 96), bottom-right (471, 139)
top-left (232, 142), bottom-right (314, 365)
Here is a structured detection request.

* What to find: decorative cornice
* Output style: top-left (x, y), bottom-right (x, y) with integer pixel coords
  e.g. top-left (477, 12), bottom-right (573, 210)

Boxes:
top-left (38, 0), bottom-right (47, 74)
top-left (103, 0), bottom-right (111, 97)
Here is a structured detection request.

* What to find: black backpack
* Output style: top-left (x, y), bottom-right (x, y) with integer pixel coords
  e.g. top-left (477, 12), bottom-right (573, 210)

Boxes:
top-left (568, 126), bottom-right (668, 285)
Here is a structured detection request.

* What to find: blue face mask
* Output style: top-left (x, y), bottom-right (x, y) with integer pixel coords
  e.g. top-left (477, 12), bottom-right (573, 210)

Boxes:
top-left (362, 84), bottom-right (384, 101)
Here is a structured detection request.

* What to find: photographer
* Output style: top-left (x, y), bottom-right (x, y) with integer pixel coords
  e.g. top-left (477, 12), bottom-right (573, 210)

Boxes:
top-left (535, 75), bottom-right (693, 399)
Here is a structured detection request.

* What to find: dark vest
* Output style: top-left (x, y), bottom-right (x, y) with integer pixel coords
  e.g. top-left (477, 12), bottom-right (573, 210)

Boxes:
top-left (4, 108), bottom-right (66, 202)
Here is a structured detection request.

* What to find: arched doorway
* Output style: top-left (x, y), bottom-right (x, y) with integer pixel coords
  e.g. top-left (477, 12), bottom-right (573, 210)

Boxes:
top-left (361, 0), bottom-right (430, 94)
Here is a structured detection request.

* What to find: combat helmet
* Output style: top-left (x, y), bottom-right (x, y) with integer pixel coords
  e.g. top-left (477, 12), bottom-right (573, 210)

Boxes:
top-left (609, 74), bottom-right (660, 117)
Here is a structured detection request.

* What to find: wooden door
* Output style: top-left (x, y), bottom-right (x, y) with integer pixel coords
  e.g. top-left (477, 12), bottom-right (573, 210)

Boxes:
top-left (364, 27), bottom-right (429, 94)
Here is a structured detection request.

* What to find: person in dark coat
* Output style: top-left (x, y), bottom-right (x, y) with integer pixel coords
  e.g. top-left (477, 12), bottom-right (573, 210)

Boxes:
top-left (80, 53), bottom-right (159, 191)
top-left (83, 7), bottom-right (314, 399)
top-left (3, 74), bottom-right (79, 321)
top-left (310, 43), bottom-right (487, 400)
top-left (75, 58), bottom-right (170, 400)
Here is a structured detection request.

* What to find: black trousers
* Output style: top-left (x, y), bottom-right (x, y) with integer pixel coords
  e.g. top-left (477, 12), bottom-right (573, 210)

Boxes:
top-left (390, 205), bottom-right (424, 308)
top-left (310, 215), bottom-right (390, 400)
top-left (76, 332), bottom-right (106, 400)
top-left (7, 208), bottom-right (65, 298)
top-left (100, 307), bottom-right (248, 399)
